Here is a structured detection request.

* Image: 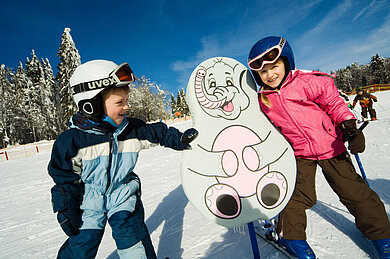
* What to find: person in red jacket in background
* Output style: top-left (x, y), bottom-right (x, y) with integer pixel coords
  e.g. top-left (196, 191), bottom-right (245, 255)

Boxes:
top-left (353, 87), bottom-right (378, 121)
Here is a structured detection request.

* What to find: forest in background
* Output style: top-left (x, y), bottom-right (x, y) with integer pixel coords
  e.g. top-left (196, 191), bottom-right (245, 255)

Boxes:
top-left (0, 28), bottom-right (389, 148)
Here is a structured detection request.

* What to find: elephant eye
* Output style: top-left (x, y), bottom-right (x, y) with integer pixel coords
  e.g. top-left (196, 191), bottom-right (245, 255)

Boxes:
top-left (226, 79), bottom-right (233, 86)
top-left (209, 81), bottom-right (216, 88)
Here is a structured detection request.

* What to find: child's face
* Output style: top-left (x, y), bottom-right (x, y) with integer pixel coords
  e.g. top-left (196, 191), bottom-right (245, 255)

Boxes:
top-left (257, 58), bottom-right (285, 89)
top-left (103, 89), bottom-right (129, 125)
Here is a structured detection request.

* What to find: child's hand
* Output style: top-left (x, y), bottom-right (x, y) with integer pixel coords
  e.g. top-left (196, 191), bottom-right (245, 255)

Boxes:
top-left (339, 119), bottom-right (365, 154)
top-left (180, 128), bottom-right (199, 149)
top-left (57, 209), bottom-right (82, 236)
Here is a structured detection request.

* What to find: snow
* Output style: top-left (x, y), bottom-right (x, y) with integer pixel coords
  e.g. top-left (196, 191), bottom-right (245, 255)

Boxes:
top-left (1, 91), bottom-right (390, 259)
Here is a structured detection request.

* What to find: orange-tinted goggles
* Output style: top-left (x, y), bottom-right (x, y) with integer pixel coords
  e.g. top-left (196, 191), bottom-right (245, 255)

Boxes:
top-left (110, 63), bottom-right (136, 83)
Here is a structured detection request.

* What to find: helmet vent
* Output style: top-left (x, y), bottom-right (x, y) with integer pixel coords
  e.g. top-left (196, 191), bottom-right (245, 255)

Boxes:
top-left (82, 102), bottom-right (94, 115)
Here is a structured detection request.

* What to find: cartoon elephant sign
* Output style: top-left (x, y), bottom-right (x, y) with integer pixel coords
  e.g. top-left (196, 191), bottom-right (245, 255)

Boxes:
top-left (181, 57), bottom-right (296, 228)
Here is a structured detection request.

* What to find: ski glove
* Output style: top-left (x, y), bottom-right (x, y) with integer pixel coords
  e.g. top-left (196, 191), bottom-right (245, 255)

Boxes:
top-left (180, 128), bottom-right (199, 149)
top-left (373, 99), bottom-right (377, 102)
top-left (57, 209), bottom-right (82, 236)
top-left (339, 119), bottom-right (365, 154)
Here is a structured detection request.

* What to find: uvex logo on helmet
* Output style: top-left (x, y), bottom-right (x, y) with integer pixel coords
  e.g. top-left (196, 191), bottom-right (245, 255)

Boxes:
top-left (71, 76), bottom-right (118, 95)
top-left (86, 76), bottom-right (116, 90)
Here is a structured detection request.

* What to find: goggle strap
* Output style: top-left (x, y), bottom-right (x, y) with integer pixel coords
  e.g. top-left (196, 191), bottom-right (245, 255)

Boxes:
top-left (278, 37), bottom-right (286, 49)
top-left (71, 76), bottom-right (117, 95)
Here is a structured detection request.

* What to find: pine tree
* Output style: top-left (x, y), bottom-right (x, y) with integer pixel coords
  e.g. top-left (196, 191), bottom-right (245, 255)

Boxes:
top-left (41, 58), bottom-right (59, 139)
top-left (11, 62), bottom-right (35, 144)
top-left (25, 50), bottom-right (46, 142)
top-left (176, 90), bottom-right (182, 117)
top-left (179, 88), bottom-right (189, 117)
top-left (56, 28), bottom-right (81, 129)
top-left (370, 54), bottom-right (388, 84)
top-left (170, 93), bottom-right (177, 116)
top-left (349, 62), bottom-right (363, 91)
top-left (0, 64), bottom-right (12, 147)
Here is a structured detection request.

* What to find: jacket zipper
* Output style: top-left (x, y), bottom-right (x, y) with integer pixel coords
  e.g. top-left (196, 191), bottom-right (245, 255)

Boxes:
top-left (276, 91), bottom-right (316, 156)
top-left (106, 134), bottom-right (114, 193)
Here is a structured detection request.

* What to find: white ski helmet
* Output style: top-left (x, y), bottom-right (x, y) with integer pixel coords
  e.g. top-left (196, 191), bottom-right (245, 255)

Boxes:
top-left (70, 60), bottom-right (135, 119)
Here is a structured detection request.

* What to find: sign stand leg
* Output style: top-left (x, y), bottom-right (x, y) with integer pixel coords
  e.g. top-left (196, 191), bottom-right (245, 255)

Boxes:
top-left (247, 222), bottom-right (260, 259)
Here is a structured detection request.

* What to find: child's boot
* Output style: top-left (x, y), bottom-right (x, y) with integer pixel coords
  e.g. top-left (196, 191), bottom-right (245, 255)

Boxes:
top-left (371, 238), bottom-right (390, 259)
top-left (371, 117), bottom-right (377, 121)
top-left (278, 238), bottom-right (316, 259)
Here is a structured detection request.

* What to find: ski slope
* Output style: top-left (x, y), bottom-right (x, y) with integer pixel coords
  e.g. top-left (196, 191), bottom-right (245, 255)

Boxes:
top-left (1, 91), bottom-right (389, 259)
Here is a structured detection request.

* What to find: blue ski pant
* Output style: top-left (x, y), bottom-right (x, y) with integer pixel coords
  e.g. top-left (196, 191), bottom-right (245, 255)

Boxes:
top-left (277, 151), bottom-right (390, 240)
top-left (57, 205), bottom-right (157, 259)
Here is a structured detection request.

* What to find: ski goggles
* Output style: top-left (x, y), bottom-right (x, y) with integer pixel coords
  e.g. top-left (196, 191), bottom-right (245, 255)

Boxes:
top-left (248, 38), bottom-right (286, 71)
top-left (111, 63), bottom-right (136, 83)
top-left (72, 63), bottom-right (136, 95)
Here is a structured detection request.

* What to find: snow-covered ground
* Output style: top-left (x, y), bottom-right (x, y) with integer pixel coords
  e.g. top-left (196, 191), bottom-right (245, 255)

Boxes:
top-left (1, 91), bottom-right (389, 259)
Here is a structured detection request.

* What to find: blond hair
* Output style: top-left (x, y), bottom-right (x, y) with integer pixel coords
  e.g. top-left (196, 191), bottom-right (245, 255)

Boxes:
top-left (260, 92), bottom-right (272, 107)
top-left (101, 85), bottom-right (130, 101)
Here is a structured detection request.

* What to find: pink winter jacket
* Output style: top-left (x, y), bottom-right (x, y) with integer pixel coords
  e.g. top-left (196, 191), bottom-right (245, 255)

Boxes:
top-left (259, 70), bottom-right (356, 160)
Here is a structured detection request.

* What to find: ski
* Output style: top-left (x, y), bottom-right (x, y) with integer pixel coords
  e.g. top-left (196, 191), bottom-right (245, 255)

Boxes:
top-left (254, 222), bottom-right (296, 259)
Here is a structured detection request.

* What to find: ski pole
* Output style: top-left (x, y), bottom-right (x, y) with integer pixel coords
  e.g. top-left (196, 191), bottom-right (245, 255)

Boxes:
top-left (354, 153), bottom-right (369, 187)
top-left (350, 108), bottom-right (360, 120)
top-left (247, 222), bottom-right (260, 259)
top-left (353, 121), bottom-right (369, 186)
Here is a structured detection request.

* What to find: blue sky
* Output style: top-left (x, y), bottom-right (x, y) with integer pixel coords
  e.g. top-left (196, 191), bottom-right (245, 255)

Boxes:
top-left (1, 0), bottom-right (390, 95)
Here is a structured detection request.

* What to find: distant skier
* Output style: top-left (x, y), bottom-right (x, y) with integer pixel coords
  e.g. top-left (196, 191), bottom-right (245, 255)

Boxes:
top-left (48, 60), bottom-right (197, 259)
top-left (248, 36), bottom-right (390, 259)
top-left (353, 87), bottom-right (378, 121)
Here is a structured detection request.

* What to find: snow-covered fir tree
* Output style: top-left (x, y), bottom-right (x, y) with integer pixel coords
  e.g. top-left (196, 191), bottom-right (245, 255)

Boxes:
top-left (11, 62), bottom-right (35, 144)
top-left (56, 27), bottom-right (81, 129)
top-left (370, 54), bottom-right (388, 84)
top-left (173, 88), bottom-right (189, 117)
top-left (349, 62), bottom-right (363, 92)
top-left (335, 68), bottom-right (352, 92)
top-left (175, 90), bottom-right (182, 116)
top-left (170, 94), bottom-right (177, 115)
top-left (179, 88), bottom-right (189, 117)
top-left (40, 58), bottom-right (58, 139)
top-left (25, 50), bottom-right (47, 142)
top-left (0, 64), bottom-right (12, 148)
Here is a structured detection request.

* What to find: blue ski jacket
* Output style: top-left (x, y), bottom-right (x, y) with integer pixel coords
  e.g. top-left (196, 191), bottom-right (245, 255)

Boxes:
top-left (48, 114), bottom-right (186, 228)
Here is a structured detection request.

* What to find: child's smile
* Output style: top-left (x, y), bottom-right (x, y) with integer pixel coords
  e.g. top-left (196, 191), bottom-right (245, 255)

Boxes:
top-left (258, 58), bottom-right (286, 89)
top-left (103, 89), bottom-right (129, 125)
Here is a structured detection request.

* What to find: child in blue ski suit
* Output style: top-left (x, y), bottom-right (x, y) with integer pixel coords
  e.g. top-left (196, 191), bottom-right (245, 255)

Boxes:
top-left (48, 60), bottom-right (197, 259)
top-left (247, 36), bottom-right (390, 259)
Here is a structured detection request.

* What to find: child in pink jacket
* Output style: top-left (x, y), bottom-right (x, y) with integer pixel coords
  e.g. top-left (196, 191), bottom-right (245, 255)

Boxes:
top-left (248, 36), bottom-right (390, 259)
